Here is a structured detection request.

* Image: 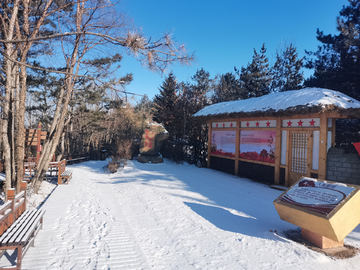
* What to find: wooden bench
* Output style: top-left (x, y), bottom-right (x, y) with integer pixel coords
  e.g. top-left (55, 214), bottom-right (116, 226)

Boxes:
top-left (57, 160), bottom-right (72, 185)
top-left (0, 182), bottom-right (45, 270)
top-left (66, 156), bottom-right (90, 165)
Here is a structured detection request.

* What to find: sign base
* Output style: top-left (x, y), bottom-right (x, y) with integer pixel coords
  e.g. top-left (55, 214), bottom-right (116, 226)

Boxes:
top-left (301, 228), bottom-right (344, 249)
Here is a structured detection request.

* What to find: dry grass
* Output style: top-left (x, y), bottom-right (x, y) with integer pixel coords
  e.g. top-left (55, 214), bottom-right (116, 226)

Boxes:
top-left (107, 139), bottom-right (133, 173)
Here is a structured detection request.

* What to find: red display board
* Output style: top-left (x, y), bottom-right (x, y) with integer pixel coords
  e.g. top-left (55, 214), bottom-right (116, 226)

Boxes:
top-left (240, 130), bottom-right (276, 163)
top-left (211, 131), bottom-right (236, 157)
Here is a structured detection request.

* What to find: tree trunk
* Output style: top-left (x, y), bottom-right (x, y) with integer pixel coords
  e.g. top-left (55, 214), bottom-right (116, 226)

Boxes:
top-left (2, 0), bottom-right (20, 196)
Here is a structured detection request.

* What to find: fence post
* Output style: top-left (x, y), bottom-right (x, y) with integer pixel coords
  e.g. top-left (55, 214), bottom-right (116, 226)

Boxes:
top-left (20, 182), bottom-right (27, 213)
top-left (36, 122), bottom-right (42, 164)
top-left (7, 188), bottom-right (15, 224)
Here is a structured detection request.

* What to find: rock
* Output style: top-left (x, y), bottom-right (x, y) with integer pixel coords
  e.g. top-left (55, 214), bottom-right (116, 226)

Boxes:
top-left (138, 120), bottom-right (169, 163)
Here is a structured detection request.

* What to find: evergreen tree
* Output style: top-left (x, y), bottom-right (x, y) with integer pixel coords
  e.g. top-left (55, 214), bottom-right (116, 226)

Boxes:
top-left (153, 72), bottom-right (180, 139)
top-left (190, 68), bottom-right (212, 108)
top-left (305, 0), bottom-right (360, 100)
top-left (134, 95), bottom-right (153, 118)
top-left (270, 44), bottom-right (304, 92)
top-left (239, 43), bottom-right (271, 98)
top-left (212, 72), bottom-right (242, 103)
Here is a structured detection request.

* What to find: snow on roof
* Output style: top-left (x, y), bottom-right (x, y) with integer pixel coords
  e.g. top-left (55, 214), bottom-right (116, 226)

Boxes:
top-left (194, 88), bottom-right (360, 118)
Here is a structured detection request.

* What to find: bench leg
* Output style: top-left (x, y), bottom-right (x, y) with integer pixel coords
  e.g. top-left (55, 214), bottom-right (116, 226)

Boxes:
top-left (65, 176), bottom-right (70, 184)
top-left (16, 245), bottom-right (22, 270)
top-left (0, 245), bottom-right (22, 270)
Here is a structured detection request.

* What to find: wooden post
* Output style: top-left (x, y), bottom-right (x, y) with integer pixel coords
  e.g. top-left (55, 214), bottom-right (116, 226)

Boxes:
top-left (207, 121), bottom-right (211, 168)
top-left (17, 245), bottom-right (23, 270)
top-left (20, 181), bottom-right (27, 213)
top-left (7, 188), bottom-right (15, 224)
top-left (285, 131), bottom-right (291, 186)
top-left (36, 122), bottom-right (42, 164)
top-left (318, 113), bottom-right (327, 179)
top-left (332, 118), bottom-right (336, 147)
top-left (234, 120), bottom-right (240, 175)
top-left (274, 119), bottom-right (281, 185)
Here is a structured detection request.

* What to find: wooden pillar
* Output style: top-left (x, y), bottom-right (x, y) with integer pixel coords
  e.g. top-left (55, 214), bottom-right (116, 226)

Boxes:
top-left (20, 181), bottom-right (27, 213)
top-left (274, 119), bottom-right (281, 185)
top-left (331, 118), bottom-right (336, 147)
top-left (285, 130), bottom-right (291, 186)
top-left (36, 122), bottom-right (42, 164)
top-left (207, 121), bottom-right (212, 168)
top-left (318, 113), bottom-right (327, 179)
top-left (7, 188), bottom-right (15, 224)
top-left (234, 119), bottom-right (240, 175)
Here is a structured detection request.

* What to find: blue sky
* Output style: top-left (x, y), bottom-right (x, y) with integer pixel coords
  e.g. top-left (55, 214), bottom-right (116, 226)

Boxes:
top-left (119, 0), bottom-right (349, 101)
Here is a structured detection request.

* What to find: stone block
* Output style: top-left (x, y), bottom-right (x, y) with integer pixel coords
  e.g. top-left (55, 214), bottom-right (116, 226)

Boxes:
top-left (341, 172), bottom-right (352, 178)
top-left (327, 161), bottom-right (336, 167)
top-left (336, 176), bottom-right (347, 182)
top-left (342, 163), bottom-right (352, 168)
top-left (334, 171), bottom-right (342, 177)
top-left (337, 167), bottom-right (347, 172)
top-left (353, 164), bottom-right (360, 169)
top-left (347, 168), bottom-right (358, 174)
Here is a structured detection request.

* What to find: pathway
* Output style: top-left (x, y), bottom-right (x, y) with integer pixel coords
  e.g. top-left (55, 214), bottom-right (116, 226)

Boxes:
top-left (22, 161), bottom-right (148, 270)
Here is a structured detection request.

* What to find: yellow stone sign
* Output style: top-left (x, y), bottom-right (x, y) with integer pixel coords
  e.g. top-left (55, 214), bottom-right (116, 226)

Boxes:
top-left (274, 177), bottom-right (360, 244)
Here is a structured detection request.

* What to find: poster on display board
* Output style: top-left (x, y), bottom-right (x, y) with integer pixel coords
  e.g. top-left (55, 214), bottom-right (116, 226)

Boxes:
top-left (211, 131), bottom-right (236, 157)
top-left (240, 130), bottom-right (276, 163)
top-left (278, 178), bottom-right (355, 216)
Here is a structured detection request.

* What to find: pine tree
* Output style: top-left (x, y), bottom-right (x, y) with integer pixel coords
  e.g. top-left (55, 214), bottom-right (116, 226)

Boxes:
top-left (212, 72), bottom-right (242, 103)
top-left (134, 95), bottom-right (153, 118)
top-left (153, 72), bottom-right (180, 139)
top-left (239, 43), bottom-right (271, 98)
top-left (271, 44), bottom-right (304, 92)
top-left (191, 68), bottom-right (212, 108)
top-left (305, 0), bottom-right (360, 100)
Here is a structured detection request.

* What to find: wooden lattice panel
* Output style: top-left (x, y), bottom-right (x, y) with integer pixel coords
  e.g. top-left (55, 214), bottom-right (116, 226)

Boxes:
top-left (291, 133), bottom-right (307, 174)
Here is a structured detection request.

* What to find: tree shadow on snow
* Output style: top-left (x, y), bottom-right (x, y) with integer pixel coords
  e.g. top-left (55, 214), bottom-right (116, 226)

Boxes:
top-left (184, 202), bottom-right (289, 241)
top-left (97, 160), bottom-right (297, 240)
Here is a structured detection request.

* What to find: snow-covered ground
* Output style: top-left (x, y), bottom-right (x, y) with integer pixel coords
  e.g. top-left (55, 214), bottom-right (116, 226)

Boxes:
top-left (17, 159), bottom-right (360, 269)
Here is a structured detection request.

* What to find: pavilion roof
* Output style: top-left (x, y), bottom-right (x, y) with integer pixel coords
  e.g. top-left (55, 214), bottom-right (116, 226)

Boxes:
top-left (194, 88), bottom-right (360, 120)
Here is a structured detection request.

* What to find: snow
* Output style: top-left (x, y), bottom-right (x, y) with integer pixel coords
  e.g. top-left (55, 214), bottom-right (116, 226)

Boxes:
top-left (14, 160), bottom-right (360, 269)
top-left (194, 88), bottom-right (360, 117)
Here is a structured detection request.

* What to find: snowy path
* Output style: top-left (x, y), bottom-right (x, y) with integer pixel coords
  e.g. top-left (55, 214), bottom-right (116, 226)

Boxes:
top-left (23, 161), bottom-right (148, 269)
top-left (22, 160), bottom-right (360, 269)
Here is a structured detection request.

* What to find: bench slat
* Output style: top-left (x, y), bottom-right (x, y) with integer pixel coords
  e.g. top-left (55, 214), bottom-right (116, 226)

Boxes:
top-left (1, 210), bottom-right (38, 246)
top-left (9, 210), bottom-right (41, 245)
top-left (61, 170), bottom-right (72, 175)
top-left (15, 210), bottom-right (45, 245)
top-left (0, 211), bottom-right (34, 246)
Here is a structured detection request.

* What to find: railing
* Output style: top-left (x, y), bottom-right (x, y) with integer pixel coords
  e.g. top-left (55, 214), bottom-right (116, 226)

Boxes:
top-left (0, 182), bottom-right (27, 235)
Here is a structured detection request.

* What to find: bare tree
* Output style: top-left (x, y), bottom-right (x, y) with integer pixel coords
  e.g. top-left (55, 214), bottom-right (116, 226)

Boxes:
top-left (0, 0), bottom-right (194, 193)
